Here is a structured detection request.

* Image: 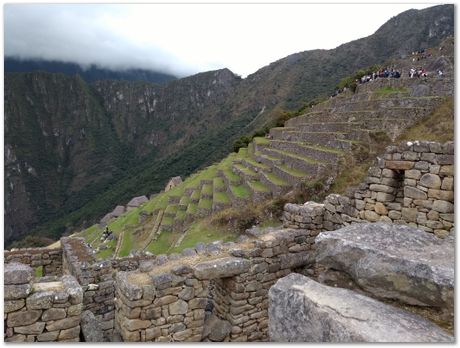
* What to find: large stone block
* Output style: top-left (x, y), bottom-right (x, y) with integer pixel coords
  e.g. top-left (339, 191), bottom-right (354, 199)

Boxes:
top-left (4, 262), bottom-right (33, 285)
top-left (419, 173), bottom-right (442, 189)
top-left (432, 200), bottom-right (454, 213)
top-left (5, 284), bottom-right (32, 300)
top-left (194, 257), bottom-right (250, 280)
top-left (315, 223), bottom-right (454, 310)
top-left (81, 311), bottom-right (104, 342)
top-left (404, 186), bottom-right (427, 200)
top-left (7, 310), bottom-right (42, 327)
top-left (14, 321), bottom-right (46, 335)
top-left (268, 274), bottom-right (453, 343)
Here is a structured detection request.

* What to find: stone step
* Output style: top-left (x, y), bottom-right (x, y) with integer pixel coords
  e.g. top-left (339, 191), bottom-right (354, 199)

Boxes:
top-left (253, 151), bottom-right (284, 167)
top-left (200, 183), bottom-right (213, 199)
top-left (315, 222), bottom-right (454, 312)
top-left (178, 196), bottom-right (190, 211)
top-left (268, 140), bottom-right (343, 163)
top-left (232, 163), bottom-right (259, 181)
top-left (269, 129), bottom-right (359, 150)
top-left (197, 197), bottom-right (213, 217)
top-left (260, 147), bottom-right (324, 173)
top-left (220, 168), bottom-right (243, 186)
top-left (190, 189), bottom-right (201, 203)
top-left (241, 157), bottom-right (272, 173)
top-left (228, 184), bottom-right (252, 205)
top-left (259, 171), bottom-right (291, 195)
top-left (212, 177), bottom-right (226, 193)
top-left (212, 191), bottom-right (231, 211)
top-left (246, 180), bottom-right (272, 203)
top-left (269, 273), bottom-right (454, 343)
top-left (163, 204), bottom-right (179, 218)
top-left (283, 121), bottom-right (363, 132)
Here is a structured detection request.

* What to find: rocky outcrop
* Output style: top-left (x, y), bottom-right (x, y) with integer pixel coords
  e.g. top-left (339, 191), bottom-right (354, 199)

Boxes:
top-left (127, 196), bottom-right (149, 210)
top-left (81, 310), bottom-right (104, 342)
top-left (268, 273), bottom-right (453, 343)
top-left (315, 222), bottom-right (454, 311)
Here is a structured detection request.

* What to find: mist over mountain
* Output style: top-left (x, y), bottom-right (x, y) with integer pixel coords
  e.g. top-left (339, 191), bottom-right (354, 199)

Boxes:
top-left (5, 57), bottom-right (177, 84)
top-left (4, 4), bottom-right (454, 247)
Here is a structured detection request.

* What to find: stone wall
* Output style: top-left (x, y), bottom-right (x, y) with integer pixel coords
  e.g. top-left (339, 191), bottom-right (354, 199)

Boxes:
top-left (283, 141), bottom-right (454, 238)
top-left (113, 226), bottom-right (317, 342)
top-left (4, 247), bottom-right (63, 276)
top-left (4, 262), bottom-right (82, 342)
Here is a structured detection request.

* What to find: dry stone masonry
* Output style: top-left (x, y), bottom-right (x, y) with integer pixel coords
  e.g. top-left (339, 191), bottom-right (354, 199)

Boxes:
top-left (4, 262), bottom-right (82, 342)
top-left (283, 141), bottom-right (454, 237)
top-left (4, 247), bottom-right (63, 276)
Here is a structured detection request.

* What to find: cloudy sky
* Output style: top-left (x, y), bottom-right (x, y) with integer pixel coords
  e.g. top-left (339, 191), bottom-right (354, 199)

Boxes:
top-left (4, 2), bottom-right (435, 78)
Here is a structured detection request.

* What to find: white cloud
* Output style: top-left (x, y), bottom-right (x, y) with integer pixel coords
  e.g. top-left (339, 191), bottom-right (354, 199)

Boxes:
top-left (4, 3), bottom-right (433, 77)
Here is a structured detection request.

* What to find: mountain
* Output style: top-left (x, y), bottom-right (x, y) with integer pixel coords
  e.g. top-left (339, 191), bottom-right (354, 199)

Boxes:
top-left (4, 57), bottom-right (177, 84)
top-left (4, 4), bottom-right (454, 247)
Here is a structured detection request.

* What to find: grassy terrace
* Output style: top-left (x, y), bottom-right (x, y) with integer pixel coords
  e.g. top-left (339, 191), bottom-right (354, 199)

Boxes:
top-left (233, 163), bottom-right (257, 176)
top-left (214, 191), bottom-right (230, 204)
top-left (179, 196), bottom-right (190, 205)
top-left (230, 184), bottom-right (251, 199)
top-left (198, 198), bottom-right (212, 210)
top-left (253, 136), bottom-right (270, 145)
top-left (165, 204), bottom-right (178, 214)
top-left (223, 168), bottom-right (241, 183)
top-left (213, 177), bottom-right (225, 190)
top-left (186, 203), bottom-right (198, 215)
top-left (244, 157), bottom-right (270, 170)
top-left (190, 190), bottom-right (201, 201)
top-left (277, 164), bottom-right (307, 177)
top-left (265, 173), bottom-right (289, 186)
top-left (201, 184), bottom-right (213, 196)
top-left (248, 180), bottom-right (270, 192)
top-left (267, 148), bottom-right (322, 164)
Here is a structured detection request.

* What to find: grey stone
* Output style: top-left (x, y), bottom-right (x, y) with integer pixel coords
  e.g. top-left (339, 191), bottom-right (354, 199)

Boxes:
top-left (4, 262), bottom-right (33, 285)
top-left (194, 257), bottom-right (250, 280)
top-left (432, 200), bottom-right (454, 213)
top-left (7, 310), bottom-right (42, 327)
top-left (27, 291), bottom-right (54, 309)
top-left (203, 314), bottom-right (232, 342)
top-left (5, 283), bottom-right (32, 300)
top-left (14, 321), bottom-right (45, 335)
top-left (46, 316), bottom-right (80, 331)
top-left (4, 299), bottom-right (25, 313)
top-left (42, 308), bottom-right (66, 321)
top-left (37, 330), bottom-right (60, 341)
top-left (81, 310), bottom-right (104, 342)
top-left (269, 274), bottom-right (453, 342)
top-left (404, 186), bottom-right (427, 200)
top-left (315, 223), bottom-right (454, 310)
top-left (62, 275), bottom-right (83, 304)
top-left (419, 173), bottom-right (442, 189)
top-left (116, 272), bottom-right (143, 300)
top-left (59, 325), bottom-right (81, 340)
top-left (169, 299), bottom-right (188, 315)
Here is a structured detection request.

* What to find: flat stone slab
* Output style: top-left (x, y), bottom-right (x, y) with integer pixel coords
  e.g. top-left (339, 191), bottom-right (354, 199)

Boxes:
top-left (5, 262), bottom-right (33, 285)
top-left (194, 257), bottom-right (250, 280)
top-left (269, 273), bottom-right (453, 343)
top-left (315, 222), bottom-right (453, 310)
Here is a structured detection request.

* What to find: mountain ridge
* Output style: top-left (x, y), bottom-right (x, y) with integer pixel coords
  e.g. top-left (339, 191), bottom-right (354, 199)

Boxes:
top-left (5, 4), bottom-right (454, 247)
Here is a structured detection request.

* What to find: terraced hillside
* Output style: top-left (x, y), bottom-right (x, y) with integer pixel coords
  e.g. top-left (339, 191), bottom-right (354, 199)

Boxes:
top-left (72, 38), bottom-right (454, 260)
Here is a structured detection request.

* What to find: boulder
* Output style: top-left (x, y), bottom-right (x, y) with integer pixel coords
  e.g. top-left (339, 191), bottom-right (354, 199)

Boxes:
top-left (127, 196), bottom-right (148, 208)
top-left (4, 262), bottom-right (33, 285)
top-left (268, 273), bottom-right (453, 342)
top-left (315, 222), bottom-right (453, 311)
top-left (81, 310), bottom-right (104, 342)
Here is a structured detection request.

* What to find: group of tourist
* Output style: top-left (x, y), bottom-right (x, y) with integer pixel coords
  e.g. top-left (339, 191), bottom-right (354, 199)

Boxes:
top-left (411, 48), bottom-right (432, 61)
top-left (101, 226), bottom-right (115, 242)
top-left (361, 68), bottom-right (402, 83)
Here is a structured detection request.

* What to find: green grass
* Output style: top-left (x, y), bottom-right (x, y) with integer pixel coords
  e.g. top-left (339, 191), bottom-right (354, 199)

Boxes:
top-left (374, 86), bottom-right (408, 94)
top-left (96, 238), bottom-right (117, 259)
top-left (265, 173), bottom-right (289, 186)
top-left (233, 163), bottom-right (257, 176)
top-left (277, 164), bottom-right (307, 177)
top-left (186, 203), bottom-right (198, 215)
top-left (191, 190), bottom-right (200, 200)
top-left (176, 210), bottom-right (186, 220)
top-left (236, 147), bottom-right (248, 158)
top-left (230, 185), bottom-right (251, 199)
top-left (118, 231), bottom-right (134, 257)
top-left (198, 198), bottom-right (212, 210)
top-left (108, 207), bottom-right (140, 234)
top-left (254, 151), bottom-right (279, 162)
top-left (81, 224), bottom-right (102, 243)
top-left (171, 219), bottom-right (236, 253)
top-left (145, 231), bottom-right (175, 255)
top-left (201, 184), bottom-right (213, 196)
top-left (253, 137), bottom-right (270, 145)
top-left (165, 204), bottom-right (178, 214)
top-left (268, 148), bottom-right (321, 164)
top-left (244, 157), bottom-right (270, 170)
top-left (248, 181), bottom-right (270, 192)
top-left (161, 216), bottom-right (174, 226)
top-left (214, 191), bottom-right (230, 204)
top-left (223, 169), bottom-right (241, 183)
top-left (34, 266), bottom-right (43, 278)
top-left (213, 177), bottom-right (225, 190)
top-left (179, 196), bottom-right (190, 206)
